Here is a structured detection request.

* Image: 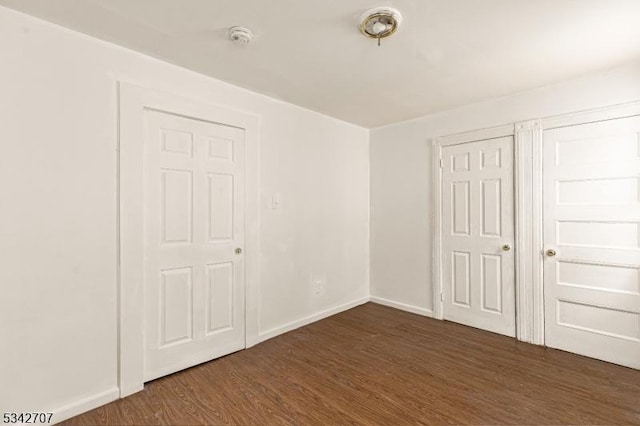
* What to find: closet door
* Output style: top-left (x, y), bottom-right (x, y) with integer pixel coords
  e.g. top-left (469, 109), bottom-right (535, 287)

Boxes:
top-left (543, 115), bottom-right (640, 369)
top-left (441, 136), bottom-right (516, 337)
top-left (143, 110), bottom-right (246, 381)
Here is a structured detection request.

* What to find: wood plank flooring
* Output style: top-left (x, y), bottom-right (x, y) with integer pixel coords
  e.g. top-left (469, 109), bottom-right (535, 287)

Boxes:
top-left (64, 303), bottom-right (640, 425)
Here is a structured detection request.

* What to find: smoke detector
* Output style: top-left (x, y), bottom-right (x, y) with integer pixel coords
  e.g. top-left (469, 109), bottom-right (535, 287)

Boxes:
top-left (228, 26), bottom-right (253, 44)
top-left (359, 7), bottom-right (402, 45)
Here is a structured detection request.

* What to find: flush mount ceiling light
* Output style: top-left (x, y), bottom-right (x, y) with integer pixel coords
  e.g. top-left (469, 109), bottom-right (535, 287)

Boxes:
top-left (359, 7), bottom-right (402, 46)
top-left (228, 26), bottom-right (253, 44)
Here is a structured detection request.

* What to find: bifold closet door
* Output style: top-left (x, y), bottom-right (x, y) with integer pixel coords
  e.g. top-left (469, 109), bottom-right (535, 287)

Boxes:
top-left (543, 115), bottom-right (640, 370)
top-left (441, 136), bottom-right (516, 337)
top-left (143, 110), bottom-right (246, 381)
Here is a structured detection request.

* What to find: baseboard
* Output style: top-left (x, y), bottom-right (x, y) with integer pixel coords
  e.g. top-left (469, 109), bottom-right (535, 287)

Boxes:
top-left (257, 296), bottom-right (369, 343)
top-left (51, 387), bottom-right (119, 424)
top-left (49, 296), bottom-right (425, 423)
top-left (370, 296), bottom-right (434, 317)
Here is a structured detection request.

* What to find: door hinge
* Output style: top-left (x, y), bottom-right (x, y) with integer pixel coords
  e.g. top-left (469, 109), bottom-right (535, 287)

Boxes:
top-left (439, 159), bottom-right (443, 169)
top-left (440, 292), bottom-right (444, 302)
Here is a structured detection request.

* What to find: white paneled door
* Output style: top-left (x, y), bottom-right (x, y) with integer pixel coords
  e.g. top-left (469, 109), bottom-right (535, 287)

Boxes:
top-left (441, 136), bottom-right (516, 337)
top-left (143, 110), bottom-right (245, 381)
top-left (543, 116), bottom-right (640, 369)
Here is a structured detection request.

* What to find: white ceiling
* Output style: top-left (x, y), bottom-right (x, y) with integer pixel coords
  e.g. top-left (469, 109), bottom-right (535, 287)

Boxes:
top-left (3, 0), bottom-right (640, 128)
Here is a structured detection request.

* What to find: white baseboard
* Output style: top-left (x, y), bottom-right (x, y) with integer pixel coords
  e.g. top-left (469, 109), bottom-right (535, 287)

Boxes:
top-left (257, 296), bottom-right (369, 343)
top-left (370, 296), bottom-right (434, 317)
top-left (48, 298), bottom-right (367, 423)
top-left (49, 296), bottom-right (429, 424)
top-left (52, 387), bottom-right (119, 424)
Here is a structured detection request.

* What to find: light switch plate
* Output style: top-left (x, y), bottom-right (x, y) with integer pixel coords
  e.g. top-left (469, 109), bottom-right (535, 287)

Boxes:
top-left (270, 193), bottom-right (282, 210)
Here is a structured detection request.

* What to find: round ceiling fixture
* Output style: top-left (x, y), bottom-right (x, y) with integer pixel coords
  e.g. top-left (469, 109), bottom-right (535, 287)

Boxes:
top-left (228, 26), bottom-right (253, 44)
top-left (359, 7), bottom-right (402, 45)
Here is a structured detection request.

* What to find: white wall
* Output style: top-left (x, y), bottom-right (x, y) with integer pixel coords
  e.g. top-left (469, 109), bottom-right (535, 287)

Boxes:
top-left (370, 60), bottom-right (640, 313)
top-left (0, 5), bottom-right (369, 418)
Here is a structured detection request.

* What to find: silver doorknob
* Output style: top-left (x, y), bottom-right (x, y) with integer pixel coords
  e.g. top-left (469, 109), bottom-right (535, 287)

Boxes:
top-left (502, 244), bottom-right (511, 252)
top-left (546, 249), bottom-right (556, 257)
top-left (235, 248), bottom-right (242, 255)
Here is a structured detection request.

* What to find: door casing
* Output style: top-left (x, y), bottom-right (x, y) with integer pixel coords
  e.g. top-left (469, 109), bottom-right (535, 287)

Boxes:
top-left (118, 82), bottom-right (260, 397)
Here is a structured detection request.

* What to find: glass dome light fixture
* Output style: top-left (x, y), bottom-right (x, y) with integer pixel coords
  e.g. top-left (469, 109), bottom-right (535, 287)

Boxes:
top-left (359, 7), bottom-right (402, 46)
top-left (228, 26), bottom-right (253, 44)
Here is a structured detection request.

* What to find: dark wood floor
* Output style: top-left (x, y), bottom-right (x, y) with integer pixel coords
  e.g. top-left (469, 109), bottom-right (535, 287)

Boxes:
top-left (64, 303), bottom-right (640, 425)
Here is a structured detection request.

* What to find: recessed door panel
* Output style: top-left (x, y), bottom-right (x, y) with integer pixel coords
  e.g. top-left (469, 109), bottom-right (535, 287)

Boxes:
top-left (555, 131), bottom-right (639, 166)
top-left (556, 300), bottom-right (640, 341)
top-left (451, 181), bottom-right (470, 235)
top-left (206, 262), bottom-right (234, 334)
top-left (452, 251), bottom-right (471, 306)
top-left (161, 169), bottom-right (192, 244)
top-left (161, 129), bottom-right (193, 157)
top-left (557, 177), bottom-right (639, 205)
top-left (207, 136), bottom-right (234, 162)
top-left (557, 261), bottom-right (640, 294)
top-left (481, 179), bottom-right (502, 237)
top-left (160, 267), bottom-right (193, 346)
top-left (442, 136), bottom-right (515, 337)
top-left (481, 254), bottom-right (502, 313)
top-left (480, 147), bottom-right (502, 170)
top-left (452, 153), bottom-right (470, 172)
top-left (557, 221), bottom-right (639, 249)
top-left (208, 173), bottom-right (234, 242)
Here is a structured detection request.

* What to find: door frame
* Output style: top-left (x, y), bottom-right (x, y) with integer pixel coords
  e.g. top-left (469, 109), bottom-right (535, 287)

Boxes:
top-left (118, 82), bottom-right (260, 397)
top-left (431, 123), bottom-right (545, 344)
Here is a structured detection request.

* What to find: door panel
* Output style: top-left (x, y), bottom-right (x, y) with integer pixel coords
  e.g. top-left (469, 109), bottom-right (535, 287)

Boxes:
top-left (144, 110), bottom-right (245, 381)
top-left (543, 115), bottom-right (640, 370)
top-left (442, 136), bottom-right (516, 337)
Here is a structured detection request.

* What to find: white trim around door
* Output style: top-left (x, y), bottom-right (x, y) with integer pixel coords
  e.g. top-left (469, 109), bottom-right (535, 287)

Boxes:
top-left (432, 122), bottom-right (545, 344)
top-left (513, 120), bottom-right (545, 344)
top-left (118, 82), bottom-right (260, 397)
top-left (540, 101), bottom-right (640, 131)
